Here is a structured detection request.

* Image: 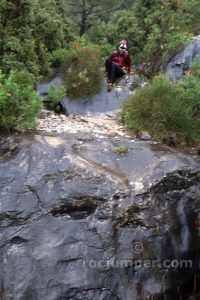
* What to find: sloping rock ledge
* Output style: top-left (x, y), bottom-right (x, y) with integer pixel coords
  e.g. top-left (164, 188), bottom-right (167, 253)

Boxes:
top-left (0, 133), bottom-right (200, 300)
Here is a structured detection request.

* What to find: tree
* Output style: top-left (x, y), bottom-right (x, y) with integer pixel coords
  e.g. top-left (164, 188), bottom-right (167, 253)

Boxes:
top-left (130, 0), bottom-right (193, 76)
top-left (0, 0), bottom-right (71, 78)
top-left (64, 0), bottom-right (117, 36)
top-left (180, 0), bottom-right (200, 34)
top-left (0, 0), bottom-right (39, 76)
top-left (114, 0), bottom-right (136, 10)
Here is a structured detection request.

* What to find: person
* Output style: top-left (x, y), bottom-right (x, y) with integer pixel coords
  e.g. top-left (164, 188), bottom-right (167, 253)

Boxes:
top-left (105, 39), bottom-right (131, 90)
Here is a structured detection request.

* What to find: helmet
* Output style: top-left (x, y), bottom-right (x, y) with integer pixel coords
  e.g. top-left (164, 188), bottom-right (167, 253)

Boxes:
top-left (119, 39), bottom-right (128, 50)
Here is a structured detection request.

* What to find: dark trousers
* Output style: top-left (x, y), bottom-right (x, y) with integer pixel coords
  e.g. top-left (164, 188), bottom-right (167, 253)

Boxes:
top-left (105, 58), bottom-right (125, 84)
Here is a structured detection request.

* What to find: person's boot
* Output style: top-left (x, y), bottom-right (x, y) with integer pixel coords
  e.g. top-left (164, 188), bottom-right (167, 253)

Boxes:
top-left (107, 82), bottom-right (115, 92)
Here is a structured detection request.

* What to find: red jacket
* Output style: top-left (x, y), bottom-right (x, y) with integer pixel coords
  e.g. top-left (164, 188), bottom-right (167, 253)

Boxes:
top-left (110, 50), bottom-right (131, 74)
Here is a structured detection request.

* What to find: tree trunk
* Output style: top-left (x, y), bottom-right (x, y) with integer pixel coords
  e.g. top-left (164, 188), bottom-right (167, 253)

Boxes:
top-left (79, 0), bottom-right (86, 36)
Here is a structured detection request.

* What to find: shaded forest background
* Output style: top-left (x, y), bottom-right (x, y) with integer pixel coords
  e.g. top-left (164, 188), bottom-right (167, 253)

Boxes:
top-left (1, 0), bottom-right (200, 80)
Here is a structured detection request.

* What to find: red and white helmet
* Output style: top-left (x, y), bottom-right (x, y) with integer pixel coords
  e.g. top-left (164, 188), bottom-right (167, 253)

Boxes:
top-left (119, 39), bottom-right (128, 50)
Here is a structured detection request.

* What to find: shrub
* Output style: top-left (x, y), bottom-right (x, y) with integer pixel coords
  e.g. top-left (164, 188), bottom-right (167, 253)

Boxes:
top-left (122, 74), bottom-right (200, 146)
top-left (115, 145), bottom-right (129, 155)
top-left (142, 26), bottom-right (191, 77)
top-left (180, 58), bottom-right (200, 115)
top-left (63, 41), bottom-right (103, 99)
top-left (47, 84), bottom-right (66, 112)
top-left (0, 70), bottom-right (42, 130)
top-left (0, 0), bottom-right (69, 80)
top-left (84, 24), bottom-right (108, 46)
top-left (84, 24), bottom-right (115, 64)
top-left (50, 48), bottom-right (68, 69)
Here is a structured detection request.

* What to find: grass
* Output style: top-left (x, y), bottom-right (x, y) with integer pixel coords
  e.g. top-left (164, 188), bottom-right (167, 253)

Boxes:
top-left (114, 145), bottom-right (129, 155)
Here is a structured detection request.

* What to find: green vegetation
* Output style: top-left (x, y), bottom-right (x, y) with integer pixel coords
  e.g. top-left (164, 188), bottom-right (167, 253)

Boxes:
top-left (0, 0), bottom-right (70, 79)
top-left (122, 60), bottom-right (200, 146)
top-left (106, 1), bottom-right (192, 76)
top-left (50, 48), bottom-right (68, 69)
top-left (1, 0), bottom-right (200, 137)
top-left (64, 0), bottom-right (117, 36)
top-left (63, 41), bottom-right (103, 99)
top-left (0, 70), bottom-right (42, 130)
top-left (115, 145), bottom-right (129, 155)
top-left (47, 84), bottom-right (66, 112)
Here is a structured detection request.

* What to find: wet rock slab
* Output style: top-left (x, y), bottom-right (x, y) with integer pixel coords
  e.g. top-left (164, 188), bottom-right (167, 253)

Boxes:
top-left (37, 76), bottom-right (134, 115)
top-left (0, 133), bottom-right (200, 299)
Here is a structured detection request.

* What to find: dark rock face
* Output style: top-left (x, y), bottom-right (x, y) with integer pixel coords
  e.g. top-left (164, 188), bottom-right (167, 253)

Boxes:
top-left (0, 134), bottom-right (200, 300)
top-left (166, 35), bottom-right (200, 80)
top-left (37, 76), bottom-right (134, 115)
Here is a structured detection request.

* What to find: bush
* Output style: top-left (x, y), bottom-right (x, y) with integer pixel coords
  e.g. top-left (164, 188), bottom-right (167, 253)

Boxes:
top-left (142, 25), bottom-right (191, 77)
top-left (0, 0), bottom-right (69, 80)
top-left (84, 24), bottom-right (108, 46)
top-left (122, 74), bottom-right (200, 146)
top-left (180, 58), bottom-right (200, 115)
top-left (47, 84), bottom-right (66, 112)
top-left (84, 24), bottom-right (115, 65)
top-left (115, 145), bottom-right (129, 155)
top-left (0, 70), bottom-right (42, 130)
top-left (63, 41), bottom-right (103, 99)
top-left (50, 48), bottom-right (68, 69)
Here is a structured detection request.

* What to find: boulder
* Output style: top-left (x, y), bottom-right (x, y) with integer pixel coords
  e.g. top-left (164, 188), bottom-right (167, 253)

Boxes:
top-left (37, 76), bottom-right (134, 115)
top-left (166, 35), bottom-right (200, 80)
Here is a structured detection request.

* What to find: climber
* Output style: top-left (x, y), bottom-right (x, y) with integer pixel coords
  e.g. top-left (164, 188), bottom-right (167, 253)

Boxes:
top-left (105, 39), bottom-right (131, 90)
